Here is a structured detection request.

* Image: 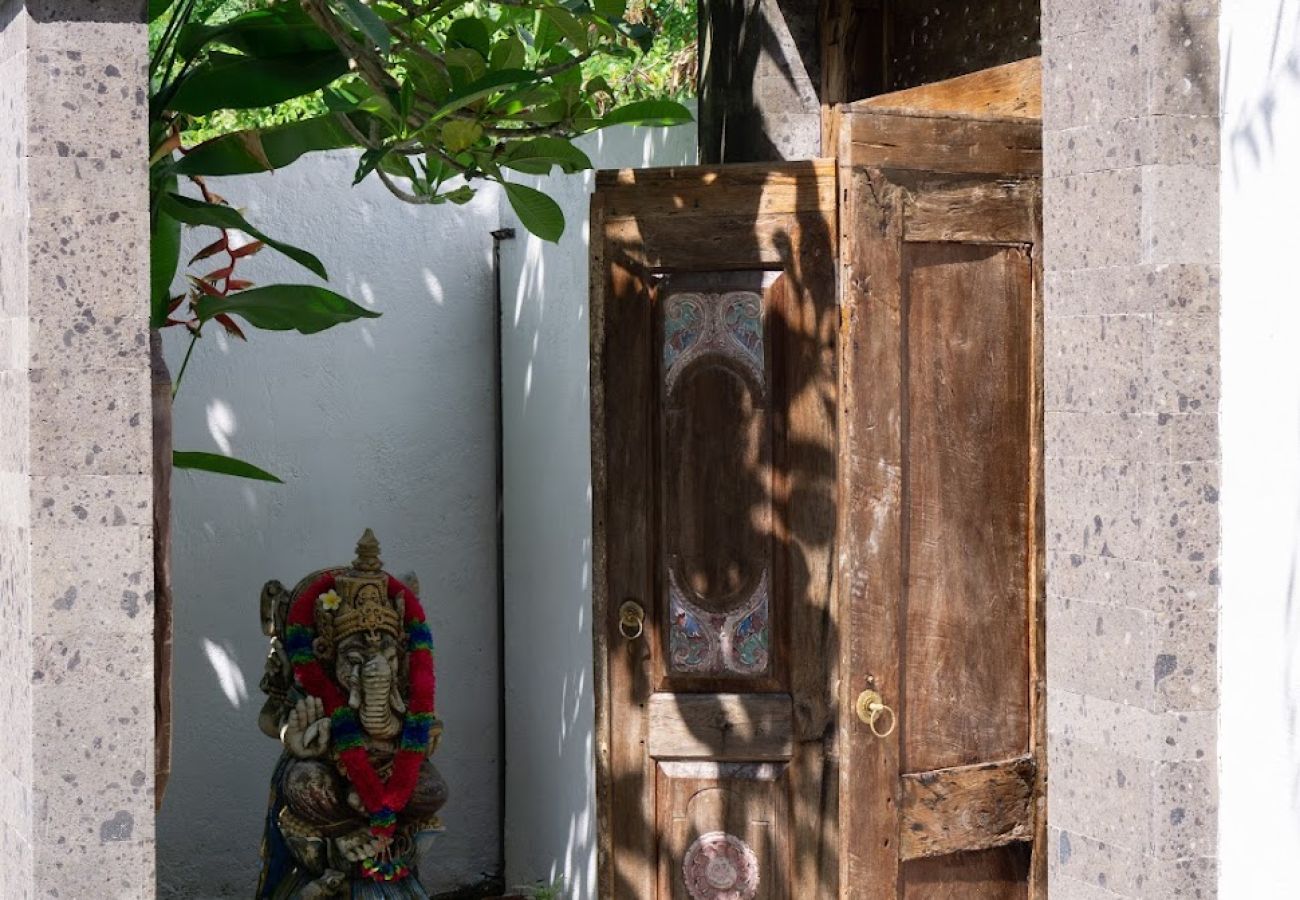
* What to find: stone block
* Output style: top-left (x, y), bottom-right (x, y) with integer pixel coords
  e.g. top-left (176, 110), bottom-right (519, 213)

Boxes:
top-left (25, 155), bottom-right (146, 213)
top-left (1045, 314), bottom-right (1151, 414)
top-left (1152, 313), bottom-right (1219, 415)
top-left (30, 524), bottom-right (151, 634)
top-left (1142, 114), bottom-right (1219, 168)
top-left (1044, 118), bottom-right (1142, 178)
top-left (29, 474), bottom-right (150, 528)
top-left (0, 818), bottom-right (33, 900)
top-left (26, 49), bottom-right (146, 160)
top-left (32, 838), bottom-right (154, 900)
top-left (1050, 827), bottom-right (1144, 897)
top-left (1041, 0), bottom-right (1137, 39)
top-left (1046, 457), bottom-right (1151, 561)
top-left (0, 315), bottom-right (30, 371)
top-left (1048, 594), bottom-right (1154, 705)
top-left (28, 366), bottom-right (150, 476)
top-left (1161, 413), bottom-right (1218, 462)
top-left (0, 1), bottom-right (27, 65)
top-left (1151, 556), bottom-right (1218, 617)
top-left (1045, 169), bottom-right (1143, 271)
top-left (31, 677), bottom-right (153, 846)
top-left (1143, 6), bottom-right (1219, 116)
top-left (1042, 20), bottom-right (1142, 131)
top-left (0, 369), bottom-right (29, 473)
top-left (1149, 462), bottom-right (1220, 567)
top-left (1049, 735), bottom-right (1153, 852)
top-left (1046, 410), bottom-right (1158, 461)
top-left (31, 628), bottom-right (150, 689)
top-left (1142, 164), bottom-right (1219, 264)
top-left (1152, 610), bottom-right (1218, 712)
top-left (1049, 688), bottom-right (1216, 763)
top-left (1149, 759), bottom-right (1217, 859)
top-left (1048, 550), bottom-right (1154, 609)
top-left (1046, 262), bottom-right (1218, 319)
top-left (0, 216), bottom-right (28, 317)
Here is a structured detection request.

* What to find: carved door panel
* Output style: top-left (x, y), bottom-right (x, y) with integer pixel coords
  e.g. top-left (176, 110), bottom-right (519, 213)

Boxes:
top-left (837, 107), bottom-right (1046, 899)
top-left (591, 162), bottom-right (840, 899)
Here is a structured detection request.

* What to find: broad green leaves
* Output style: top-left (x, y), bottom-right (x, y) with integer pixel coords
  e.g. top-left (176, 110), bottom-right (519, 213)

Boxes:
top-left (194, 284), bottom-right (380, 334)
top-left (503, 182), bottom-right (565, 243)
top-left (598, 98), bottom-right (694, 128)
top-left (500, 137), bottom-right (593, 175)
top-left (174, 116), bottom-right (356, 176)
top-left (173, 451), bottom-right (284, 483)
top-left (159, 193), bottom-right (327, 279)
top-left (168, 51), bottom-right (350, 115)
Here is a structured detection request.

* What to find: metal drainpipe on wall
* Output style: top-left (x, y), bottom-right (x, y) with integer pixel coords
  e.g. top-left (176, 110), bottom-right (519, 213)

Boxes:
top-left (489, 225), bottom-right (515, 884)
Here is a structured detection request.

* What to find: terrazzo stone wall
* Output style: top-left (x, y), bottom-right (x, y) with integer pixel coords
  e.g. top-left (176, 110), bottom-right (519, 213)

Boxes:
top-left (1041, 1), bottom-right (1221, 896)
top-left (0, 2), bottom-right (155, 897)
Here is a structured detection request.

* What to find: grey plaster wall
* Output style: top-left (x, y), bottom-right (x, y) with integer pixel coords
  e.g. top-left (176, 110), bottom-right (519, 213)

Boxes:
top-left (1041, 1), bottom-right (1221, 896)
top-left (0, 1), bottom-right (156, 898)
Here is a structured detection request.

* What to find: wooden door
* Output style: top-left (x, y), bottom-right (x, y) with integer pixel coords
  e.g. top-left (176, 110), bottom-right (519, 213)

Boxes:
top-left (590, 161), bottom-right (840, 899)
top-left (837, 105), bottom-right (1045, 899)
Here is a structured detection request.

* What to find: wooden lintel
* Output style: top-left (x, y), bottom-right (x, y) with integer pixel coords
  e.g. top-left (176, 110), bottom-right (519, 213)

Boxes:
top-left (899, 755), bottom-right (1037, 861)
top-left (845, 110), bottom-right (1041, 176)
top-left (903, 179), bottom-right (1041, 244)
top-left (855, 57), bottom-right (1042, 121)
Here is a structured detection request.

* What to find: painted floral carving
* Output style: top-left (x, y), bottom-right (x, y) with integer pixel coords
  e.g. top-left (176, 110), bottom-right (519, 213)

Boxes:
top-left (682, 831), bottom-right (760, 900)
top-left (669, 569), bottom-right (770, 677)
top-left (662, 290), bottom-right (765, 397)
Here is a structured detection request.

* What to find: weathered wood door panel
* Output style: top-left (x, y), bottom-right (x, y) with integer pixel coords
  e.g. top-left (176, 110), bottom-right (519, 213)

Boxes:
top-left (591, 162), bottom-right (840, 899)
top-left (838, 111), bottom-right (1044, 899)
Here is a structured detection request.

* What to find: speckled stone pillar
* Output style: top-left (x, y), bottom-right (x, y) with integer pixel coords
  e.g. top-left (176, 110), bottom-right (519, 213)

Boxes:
top-left (0, 2), bottom-right (154, 898)
top-left (1042, 1), bottom-right (1220, 896)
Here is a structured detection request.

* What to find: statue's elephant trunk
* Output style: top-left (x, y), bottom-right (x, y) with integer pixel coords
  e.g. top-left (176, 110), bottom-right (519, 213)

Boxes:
top-left (359, 655), bottom-right (400, 738)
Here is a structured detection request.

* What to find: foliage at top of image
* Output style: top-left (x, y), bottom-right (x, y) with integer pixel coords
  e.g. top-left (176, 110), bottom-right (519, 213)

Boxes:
top-left (153, 0), bottom-right (696, 143)
top-left (150, 0), bottom-right (694, 240)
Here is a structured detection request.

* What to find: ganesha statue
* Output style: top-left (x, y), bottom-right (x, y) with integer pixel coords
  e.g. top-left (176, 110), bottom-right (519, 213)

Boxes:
top-left (255, 529), bottom-right (448, 899)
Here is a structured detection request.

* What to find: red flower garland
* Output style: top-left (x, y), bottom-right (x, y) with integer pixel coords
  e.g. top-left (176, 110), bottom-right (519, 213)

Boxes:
top-left (285, 572), bottom-right (436, 847)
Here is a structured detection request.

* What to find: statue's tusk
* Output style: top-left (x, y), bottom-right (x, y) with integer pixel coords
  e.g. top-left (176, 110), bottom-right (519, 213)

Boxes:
top-left (348, 682), bottom-right (362, 710)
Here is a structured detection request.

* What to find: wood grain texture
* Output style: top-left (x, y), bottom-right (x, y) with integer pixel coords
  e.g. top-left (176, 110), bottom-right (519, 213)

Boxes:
top-left (1027, 184), bottom-right (1047, 900)
top-left (902, 240), bottom-right (1033, 774)
top-left (656, 762), bottom-right (791, 900)
top-left (846, 110), bottom-right (1041, 176)
top-left (838, 163), bottom-right (905, 900)
top-left (648, 693), bottom-right (793, 760)
top-left (900, 756), bottom-right (1036, 860)
top-left (857, 57), bottom-right (1042, 121)
top-left (901, 847), bottom-right (1031, 900)
top-left (593, 163), bottom-right (839, 899)
top-left (903, 179), bottom-right (1040, 244)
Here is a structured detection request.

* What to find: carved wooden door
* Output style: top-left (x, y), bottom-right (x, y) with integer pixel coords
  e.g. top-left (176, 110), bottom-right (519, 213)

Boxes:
top-left (591, 161), bottom-right (840, 899)
top-left (837, 104), bottom-right (1046, 899)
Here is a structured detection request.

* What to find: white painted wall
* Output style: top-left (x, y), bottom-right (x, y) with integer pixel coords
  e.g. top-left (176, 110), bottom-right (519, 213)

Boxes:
top-left (156, 152), bottom-right (502, 897)
top-left (498, 120), bottom-right (696, 897)
top-left (1220, 2), bottom-right (1300, 895)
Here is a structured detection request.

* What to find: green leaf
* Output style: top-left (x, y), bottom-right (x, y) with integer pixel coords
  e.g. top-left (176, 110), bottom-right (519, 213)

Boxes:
top-left (597, 99), bottom-right (694, 129)
top-left (489, 35), bottom-right (527, 71)
top-left (167, 50), bottom-right (349, 115)
top-left (592, 0), bottom-right (627, 17)
top-left (542, 8), bottom-right (589, 52)
top-left (447, 17), bottom-right (491, 58)
top-left (176, 4), bottom-right (336, 59)
top-left (441, 119), bottom-right (483, 153)
top-left (194, 284), bottom-right (380, 334)
top-left (174, 115), bottom-right (357, 176)
top-left (149, 0), bottom-right (178, 23)
top-left (337, 0), bottom-right (392, 52)
top-left (428, 69), bottom-right (539, 121)
top-left (501, 137), bottom-right (592, 175)
top-left (150, 170), bottom-right (181, 328)
top-left (503, 181), bottom-right (564, 242)
top-left (159, 193), bottom-right (328, 280)
top-left (174, 451), bottom-right (284, 483)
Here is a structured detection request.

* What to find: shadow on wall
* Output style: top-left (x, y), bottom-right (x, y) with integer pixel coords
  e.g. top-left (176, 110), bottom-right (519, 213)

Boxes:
top-left (497, 122), bottom-right (696, 899)
top-left (157, 152), bottom-right (502, 897)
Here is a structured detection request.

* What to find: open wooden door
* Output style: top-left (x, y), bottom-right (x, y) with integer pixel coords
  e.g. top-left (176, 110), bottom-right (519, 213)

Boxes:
top-left (837, 73), bottom-right (1046, 900)
top-left (590, 60), bottom-right (1044, 900)
top-left (590, 162), bottom-right (840, 899)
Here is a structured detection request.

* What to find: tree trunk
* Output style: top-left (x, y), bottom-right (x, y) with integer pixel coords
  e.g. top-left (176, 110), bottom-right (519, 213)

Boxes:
top-left (152, 330), bottom-right (174, 808)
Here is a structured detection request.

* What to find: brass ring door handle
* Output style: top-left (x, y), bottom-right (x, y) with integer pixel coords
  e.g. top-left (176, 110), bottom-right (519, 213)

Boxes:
top-left (855, 689), bottom-right (896, 738)
top-left (618, 600), bottom-right (645, 641)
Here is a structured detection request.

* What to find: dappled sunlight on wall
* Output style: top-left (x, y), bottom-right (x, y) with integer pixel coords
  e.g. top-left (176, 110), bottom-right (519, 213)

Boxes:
top-left (498, 117), bottom-right (696, 898)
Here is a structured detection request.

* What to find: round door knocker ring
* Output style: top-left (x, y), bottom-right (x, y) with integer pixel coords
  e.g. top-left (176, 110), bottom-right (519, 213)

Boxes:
top-left (868, 702), bottom-right (896, 739)
top-left (618, 600), bottom-right (646, 641)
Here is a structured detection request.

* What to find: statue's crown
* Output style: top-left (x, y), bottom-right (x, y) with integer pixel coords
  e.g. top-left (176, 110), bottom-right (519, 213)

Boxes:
top-left (315, 529), bottom-right (403, 650)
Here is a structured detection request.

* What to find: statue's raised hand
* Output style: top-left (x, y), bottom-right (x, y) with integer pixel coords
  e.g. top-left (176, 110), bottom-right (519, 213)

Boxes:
top-left (282, 696), bottom-right (331, 758)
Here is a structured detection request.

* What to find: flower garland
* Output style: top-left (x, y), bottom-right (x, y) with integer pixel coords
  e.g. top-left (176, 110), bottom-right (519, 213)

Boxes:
top-left (282, 571), bottom-right (436, 881)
